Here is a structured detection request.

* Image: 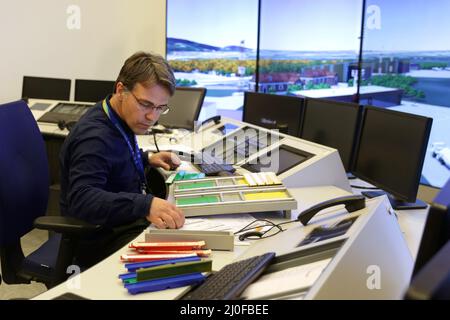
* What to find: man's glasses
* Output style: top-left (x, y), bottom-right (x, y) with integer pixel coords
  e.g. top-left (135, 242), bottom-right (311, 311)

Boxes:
top-left (126, 88), bottom-right (170, 115)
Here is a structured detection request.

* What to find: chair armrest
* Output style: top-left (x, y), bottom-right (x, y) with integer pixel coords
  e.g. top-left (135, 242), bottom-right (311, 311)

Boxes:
top-left (34, 216), bottom-right (101, 236)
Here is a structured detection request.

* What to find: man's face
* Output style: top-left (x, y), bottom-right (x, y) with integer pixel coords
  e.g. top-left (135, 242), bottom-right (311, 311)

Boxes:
top-left (120, 82), bottom-right (170, 135)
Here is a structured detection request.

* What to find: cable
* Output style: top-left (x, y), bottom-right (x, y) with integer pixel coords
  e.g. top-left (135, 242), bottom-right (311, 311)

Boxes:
top-left (276, 219), bottom-right (300, 228)
top-left (152, 131), bottom-right (160, 153)
top-left (234, 219), bottom-right (281, 235)
top-left (234, 218), bottom-right (300, 241)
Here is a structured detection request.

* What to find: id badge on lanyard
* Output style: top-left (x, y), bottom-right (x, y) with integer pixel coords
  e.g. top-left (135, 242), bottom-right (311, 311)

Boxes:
top-left (103, 99), bottom-right (148, 194)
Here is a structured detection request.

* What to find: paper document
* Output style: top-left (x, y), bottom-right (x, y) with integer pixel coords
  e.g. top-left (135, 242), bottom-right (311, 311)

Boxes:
top-left (240, 258), bottom-right (332, 300)
top-left (149, 214), bottom-right (256, 234)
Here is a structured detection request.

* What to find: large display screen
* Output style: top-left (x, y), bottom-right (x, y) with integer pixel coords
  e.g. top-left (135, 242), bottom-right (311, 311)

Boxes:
top-left (166, 0), bottom-right (258, 121)
top-left (167, 0), bottom-right (450, 187)
top-left (363, 0), bottom-right (450, 188)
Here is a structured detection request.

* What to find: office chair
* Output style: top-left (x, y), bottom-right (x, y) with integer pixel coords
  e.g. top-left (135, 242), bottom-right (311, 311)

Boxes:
top-left (145, 167), bottom-right (168, 199)
top-left (0, 100), bottom-right (100, 289)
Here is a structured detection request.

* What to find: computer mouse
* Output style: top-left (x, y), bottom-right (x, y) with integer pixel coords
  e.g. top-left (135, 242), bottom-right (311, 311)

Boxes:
top-left (239, 231), bottom-right (264, 241)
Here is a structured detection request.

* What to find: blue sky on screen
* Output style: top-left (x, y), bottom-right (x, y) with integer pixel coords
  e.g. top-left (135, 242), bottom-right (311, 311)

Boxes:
top-left (167, 0), bottom-right (259, 49)
top-left (168, 0), bottom-right (450, 52)
top-left (167, 0), bottom-right (362, 51)
top-left (259, 0), bottom-right (362, 51)
top-left (365, 0), bottom-right (450, 51)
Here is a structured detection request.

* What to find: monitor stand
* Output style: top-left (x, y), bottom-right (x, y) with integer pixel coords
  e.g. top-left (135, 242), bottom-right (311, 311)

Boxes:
top-left (362, 191), bottom-right (428, 210)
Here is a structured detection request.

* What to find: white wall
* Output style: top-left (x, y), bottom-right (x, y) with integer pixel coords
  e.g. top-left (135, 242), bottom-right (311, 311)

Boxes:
top-left (0, 0), bottom-right (166, 103)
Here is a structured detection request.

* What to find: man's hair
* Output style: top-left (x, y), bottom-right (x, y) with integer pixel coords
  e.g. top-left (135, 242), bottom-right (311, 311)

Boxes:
top-left (115, 51), bottom-right (176, 95)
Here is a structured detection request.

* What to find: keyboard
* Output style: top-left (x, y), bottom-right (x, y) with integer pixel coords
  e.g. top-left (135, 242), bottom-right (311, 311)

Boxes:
top-left (197, 163), bottom-right (236, 176)
top-left (38, 102), bottom-right (94, 124)
top-left (181, 252), bottom-right (275, 300)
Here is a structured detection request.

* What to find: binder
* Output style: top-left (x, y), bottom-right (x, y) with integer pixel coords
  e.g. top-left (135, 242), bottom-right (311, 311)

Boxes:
top-left (120, 253), bottom-right (198, 262)
top-left (124, 256), bottom-right (201, 272)
top-left (125, 273), bottom-right (206, 295)
top-left (134, 249), bottom-right (212, 257)
top-left (145, 229), bottom-right (234, 251)
top-left (129, 240), bottom-right (206, 250)
top-left (119, 256), bottom-right (205, 285)
top-left (137, 259), bottom-right (212, 282)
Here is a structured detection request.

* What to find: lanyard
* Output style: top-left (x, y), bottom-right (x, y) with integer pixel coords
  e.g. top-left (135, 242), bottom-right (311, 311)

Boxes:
top-left (102, 99), bottom-right (147, 194)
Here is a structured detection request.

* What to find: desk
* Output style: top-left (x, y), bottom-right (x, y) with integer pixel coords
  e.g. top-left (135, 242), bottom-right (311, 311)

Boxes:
top-left (26, 100), bottom-right (429, 299)
top-left (34, 185), bottom-right (428, 300)
top-left (34, 229), bottom-right (246, 300)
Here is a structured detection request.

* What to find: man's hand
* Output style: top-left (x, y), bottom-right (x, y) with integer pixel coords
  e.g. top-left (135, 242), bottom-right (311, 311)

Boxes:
top-left (149, 151), bottom-right (181, 171)
top-left (147, 197), bottom-right (184, 229)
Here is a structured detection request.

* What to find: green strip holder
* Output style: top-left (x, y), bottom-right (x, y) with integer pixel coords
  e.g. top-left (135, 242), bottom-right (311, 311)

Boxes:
top-left (178, 181), bottom-right (215, 190)
top-left (136, 259), bottom-right (213, 282)
top-left (176, 195), bottom-right (219, 206)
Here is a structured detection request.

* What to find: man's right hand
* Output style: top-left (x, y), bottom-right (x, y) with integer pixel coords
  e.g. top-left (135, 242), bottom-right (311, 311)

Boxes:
top-left (146, 197), bottom-right (184, 229)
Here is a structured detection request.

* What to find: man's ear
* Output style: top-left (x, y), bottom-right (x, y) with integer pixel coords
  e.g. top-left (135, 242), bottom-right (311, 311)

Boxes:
top-left (115, 82), bottom-right (125, 100)
top-left (116, 82), bottom-right (124, 94)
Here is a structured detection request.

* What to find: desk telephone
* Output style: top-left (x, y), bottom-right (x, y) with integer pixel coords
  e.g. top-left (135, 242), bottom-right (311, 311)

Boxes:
top-left (195, 115), bottom-right (221, 132)
top-left (297, 194), bottom-right (365, 226)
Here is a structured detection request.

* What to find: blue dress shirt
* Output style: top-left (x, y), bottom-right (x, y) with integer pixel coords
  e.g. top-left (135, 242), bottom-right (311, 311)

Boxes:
top-left (59, 97), bottom-right (153, 228)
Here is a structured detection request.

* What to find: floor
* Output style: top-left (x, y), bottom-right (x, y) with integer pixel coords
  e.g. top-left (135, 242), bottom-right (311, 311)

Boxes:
top-left (0, 229), bottom-right (49, 300)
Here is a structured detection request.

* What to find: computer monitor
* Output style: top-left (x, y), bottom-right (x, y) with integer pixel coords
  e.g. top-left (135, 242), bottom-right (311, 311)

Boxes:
top-left (299, 98), bottom-right (361, 172)
top-left (157, 87), bottom-right (206, 130)
top-left (405, 178), bottom-right (450, 299)
top-left (352, 106), bottom-right (432, 210)
top-left (74, 79), bottom-right (115, 103)
top-left (22, 76), bottom-right (71, 101)
top-left (243, 92), bottom-right (304, 136)
top-left (241, 144), bottom-right (314, 175)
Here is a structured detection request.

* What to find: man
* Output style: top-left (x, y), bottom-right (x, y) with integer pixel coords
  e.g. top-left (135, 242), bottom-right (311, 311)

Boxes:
top-left (60, 51), bottom-right (184, 267)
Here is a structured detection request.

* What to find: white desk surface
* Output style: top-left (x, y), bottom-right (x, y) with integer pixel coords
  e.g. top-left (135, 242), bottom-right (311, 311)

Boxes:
top-left (34, 185), bottom-right (428, 300)
top-left (34, 185), bottom-right (346, 300)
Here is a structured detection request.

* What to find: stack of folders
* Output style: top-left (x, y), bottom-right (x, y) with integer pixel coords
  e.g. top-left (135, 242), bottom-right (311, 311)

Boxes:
top-left (119, 241), bottom-right (212, 295)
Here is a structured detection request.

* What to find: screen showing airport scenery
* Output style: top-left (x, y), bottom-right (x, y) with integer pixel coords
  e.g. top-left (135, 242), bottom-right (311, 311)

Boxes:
top-left (166, 0), bottom-right (450, 188)
top-left (257, 0), bottom-right (362, 98)
top-left (363, 0), bottom-right (450, 188)
top-left (166, 0), bottom-right (258, 122)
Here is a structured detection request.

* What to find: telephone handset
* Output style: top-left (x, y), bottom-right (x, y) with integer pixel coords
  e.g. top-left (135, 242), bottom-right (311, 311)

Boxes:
top-left (195, 115), bottom-right (221, 132)
top-left (297, 195), bottom-right (366, 226)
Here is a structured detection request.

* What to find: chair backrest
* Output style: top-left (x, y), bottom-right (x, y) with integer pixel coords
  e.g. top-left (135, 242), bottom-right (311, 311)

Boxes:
top-left (0, 100), bottom-right (49, 245)
top-left (22, 76), bottom-right (71, 101)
